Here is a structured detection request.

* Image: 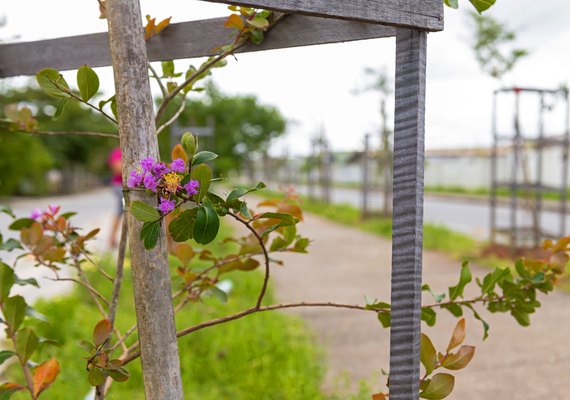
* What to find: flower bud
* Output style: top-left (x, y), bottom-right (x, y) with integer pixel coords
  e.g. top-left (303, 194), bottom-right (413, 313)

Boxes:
top-left (181, 132), bottom-right (198, 159)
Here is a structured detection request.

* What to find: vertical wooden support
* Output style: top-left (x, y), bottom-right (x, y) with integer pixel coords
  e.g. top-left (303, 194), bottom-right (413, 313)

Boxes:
top-left (362, 134), bottom-right (371, 218)
top-left (490, 91), bottom-right (498, 245)
top-left (106, 1), bottom-right (184, 398)
top-left (389, 28), bottom-right (427, 400)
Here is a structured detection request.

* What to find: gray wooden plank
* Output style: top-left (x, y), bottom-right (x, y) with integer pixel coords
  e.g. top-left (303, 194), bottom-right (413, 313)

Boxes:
top-left (0, 15), bottom-right (394, 78)
top-left (200, 0), bottom-right (443, 31)
top-left (389, 28), bottom-right (427, 400)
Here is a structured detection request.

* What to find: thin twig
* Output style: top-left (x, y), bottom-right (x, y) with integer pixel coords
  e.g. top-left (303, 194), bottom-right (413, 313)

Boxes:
top-left (228, 212), bottom-right (270, 309)
top-left (47, 276), bottom-right (109, 308)
top-left (122, 301), bottom-right (374, 365)
top-left (110, 323), bottom-right (138, 353)
top-left (148, 62), bottom-right (168, 98)
top-left (108, 218), bottom-right (127, 325)
top-left (25, 130), bottom-right (119, 139)
top-left (156, 94), bottom-right (187, 136)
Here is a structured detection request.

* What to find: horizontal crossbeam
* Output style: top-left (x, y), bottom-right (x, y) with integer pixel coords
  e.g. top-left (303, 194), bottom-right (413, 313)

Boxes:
top-left (200, 0), bottom-right (443, 31)
top-left (0, 15), bottom-right (394, 78)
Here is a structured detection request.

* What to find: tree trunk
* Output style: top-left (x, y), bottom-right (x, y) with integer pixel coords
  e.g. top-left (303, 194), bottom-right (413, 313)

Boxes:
top-left (106, 1), bottom-right (184, 398)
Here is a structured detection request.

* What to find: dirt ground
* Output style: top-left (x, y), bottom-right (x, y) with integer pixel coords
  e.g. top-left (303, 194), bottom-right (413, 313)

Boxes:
top-left (270, 212), bottom-right (570, 399)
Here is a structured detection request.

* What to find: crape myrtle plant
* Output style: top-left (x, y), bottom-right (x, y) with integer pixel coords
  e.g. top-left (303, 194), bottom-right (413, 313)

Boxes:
top-left (3, 1), bottom-right (564, 399)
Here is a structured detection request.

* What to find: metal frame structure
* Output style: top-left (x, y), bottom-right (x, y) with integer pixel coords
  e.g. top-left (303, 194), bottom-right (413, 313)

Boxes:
top-left (490, 87), bottom-right (570, 250)
top-left (0, 1), bottom-right (443, 398)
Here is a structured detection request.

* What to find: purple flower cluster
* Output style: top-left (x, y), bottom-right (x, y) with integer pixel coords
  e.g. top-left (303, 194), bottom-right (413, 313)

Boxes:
top-left (127, 157), bottom-right (200, 215)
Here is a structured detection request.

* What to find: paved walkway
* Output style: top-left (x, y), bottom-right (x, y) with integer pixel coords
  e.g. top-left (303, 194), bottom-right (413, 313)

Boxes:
top-left (270, 212), bottom-right (570, 399)
top-left (3, 190), bottom-right (570, 398)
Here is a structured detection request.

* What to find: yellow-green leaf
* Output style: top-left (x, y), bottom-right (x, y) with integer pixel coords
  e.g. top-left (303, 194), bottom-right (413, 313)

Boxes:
top-left (420, 373), bottom-right (455, 400)
top-left (77, 65), bottom-right (99, 102)
top-left (420, 333), bottom-right (437, 375)
top-left (441, 345), bottom-right (475, 370)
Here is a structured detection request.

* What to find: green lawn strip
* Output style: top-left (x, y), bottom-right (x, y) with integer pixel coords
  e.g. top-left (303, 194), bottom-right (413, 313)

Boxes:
top-left (259, 190), bottom-right (478, 258)
top-left (8, 224), bottom-right (331, 400)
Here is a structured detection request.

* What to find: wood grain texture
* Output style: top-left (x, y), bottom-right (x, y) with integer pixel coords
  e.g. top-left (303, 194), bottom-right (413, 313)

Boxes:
top-left (0, 15), bottom-right (394, 78)
top-left (200, 0), bottom-right (443, 31)
top-left (106, 0), bottom-right (184, 398)
top-left (389, 28), bottom-right (427, 400)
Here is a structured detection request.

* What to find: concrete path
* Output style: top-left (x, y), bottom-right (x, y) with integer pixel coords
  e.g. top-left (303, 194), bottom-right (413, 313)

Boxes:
top-left (271, 211), bottom-right (570, 399)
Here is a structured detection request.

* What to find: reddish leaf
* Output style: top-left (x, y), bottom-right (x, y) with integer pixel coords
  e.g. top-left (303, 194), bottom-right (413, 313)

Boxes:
top-left (224, 14), bottom-right (244, 30)
top-left (441, 345), bottom-right (475, 370)
top-left (446, 318), bottom-right (465, 352)
top-left (171, 144), bottom-right (188, 164)
top-left (84, 228), bottom-right (100, 241)
top-left (33, 359), bottom-right (60, 397)
top-left (372, 394), bottom-right (387, 400)
top-left (93, 319), bottom-right (112, 347)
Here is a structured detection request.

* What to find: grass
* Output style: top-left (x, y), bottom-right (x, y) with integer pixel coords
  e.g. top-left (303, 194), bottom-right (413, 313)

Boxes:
top-left (8, 223), bottom-right (365, 400)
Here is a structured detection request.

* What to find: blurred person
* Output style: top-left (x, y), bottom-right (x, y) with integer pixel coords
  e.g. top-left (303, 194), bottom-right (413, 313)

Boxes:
top-left (108, 147), bottom-right (123, 248)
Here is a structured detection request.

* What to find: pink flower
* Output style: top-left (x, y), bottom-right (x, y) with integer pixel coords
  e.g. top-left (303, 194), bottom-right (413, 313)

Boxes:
top-left (143, 173), bottom-right (158, 193)
top-left (170, 158), bottom-right (186, 173)
top-left (141, 157), bottom-right (155, 173)
top-left (127, 170), bottom-right (143, 188)
top-left (48, 205), bottom-right (60, 215)
top-left (157, 197), bottom-right (176, 214)
top-left (152, 162), bottom-right (170, 177)
top-left (183, 180), bottom-right (200, 196)
top-left (30, 208), bottom-right (43, 220)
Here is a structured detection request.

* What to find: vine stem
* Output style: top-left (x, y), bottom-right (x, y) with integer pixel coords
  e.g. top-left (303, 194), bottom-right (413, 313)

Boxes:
top-left (122, 301), bottom-right (375, 365)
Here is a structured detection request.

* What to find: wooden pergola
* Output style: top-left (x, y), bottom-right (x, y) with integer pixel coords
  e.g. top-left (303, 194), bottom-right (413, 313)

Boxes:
top-left (0, 1), bottom-right (443, 399)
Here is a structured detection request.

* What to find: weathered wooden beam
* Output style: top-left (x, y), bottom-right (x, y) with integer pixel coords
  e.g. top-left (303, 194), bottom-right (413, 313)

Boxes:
top-left (389, 28), bottom-right (427, 400)
top-left (0, 15), bottom-right (394, 78)
top-left (106, 0), bottom-right (183, 398)
top-left (200, 0), bottom-right (443, 31)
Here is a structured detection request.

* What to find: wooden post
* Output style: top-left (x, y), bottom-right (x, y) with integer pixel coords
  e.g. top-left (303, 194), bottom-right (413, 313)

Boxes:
top-left (106, 1), bottom-right (184, 398)
top-left (362, 134), bottom-right (370, 218)
top-left (389, 28), bottom-right (427, 400)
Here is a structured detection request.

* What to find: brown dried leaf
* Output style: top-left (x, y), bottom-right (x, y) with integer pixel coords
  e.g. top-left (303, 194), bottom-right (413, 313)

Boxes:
top-left (32, 359), bottom-right (60, 397)
top-left (171, 144), bottom-right (188, 164)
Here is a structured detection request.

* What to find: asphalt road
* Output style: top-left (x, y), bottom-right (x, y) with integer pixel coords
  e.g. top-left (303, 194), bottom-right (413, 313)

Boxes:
top-left (288, 184), bottom-right (570, 241)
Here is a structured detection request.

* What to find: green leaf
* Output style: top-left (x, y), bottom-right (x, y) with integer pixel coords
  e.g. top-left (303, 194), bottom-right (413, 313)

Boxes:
top-left (161, 60), bottom-right (181, 78)
top-left (190, 164), bottom-right (212, 202)
top-left (443, 0), bottom-right (459, 8)
top-left (193, 206), bottom-right (220, 245)
top-left (130, 201), bottom-right (160, 222)
top-left (191, 151), bottom-right (218, 166)
top-left (511, 308), bottom-right (530, 326)
top-left (36, 68), bottom-right (71, 99)
top-left (8, 218), bottom-right (35, 230)
top-left (469, 0), bottom-right (496, 13)
top-left (0, 351), bottom-right (16, 367)
top-left (421, 307), bottom-right (437, 327)
top-left (441, 303), bottom-right (463, 317)
top-left (0, 205), bottom-right (15, 218)
top-left (248, 17), bottom-right (269, 29)
top-left (481, 267), bottom-right (510, 293)
top-left (0, 239), bottom-right (22, 252)
top-left (0, 263), bottom-right (15, 301)
top-left (4, 296), bottom-right (26, 334)
top-left (466, 304), bottom-right (489, 340)
top-left (88, 367), bottom-right (106, 386)
top-left (77, 65), bottom-right (99, 102)
top-left (365, 301), bottom-right (391, 311)
top-left (78, 340), bottom-right (96, 353)
top-left (15, 327), bottom-right (38, 361)
top-left (249, 29), bottom-right (264, 45)
top-left (422, 284), bottom-right (445, 303)
top-left (448, 261), bottom-right (472, 300)
top-left (107, 367), bottom-right (130, 382)
top-left (140, 221), bottom-right (161, 250)
top-left (420, 333), bottom-right (437, 375)
top-left (168, 209), bottom-right (198, 242)
top-left (53, 99), bottom-right (68, 120)
top-left (207, 286), bottom-right (228, 303)
top-left (226, 182), bottom-right (266, 206)
top-left (270, 237), bottom-right (288, 252)
top-left (419, 373), bottom-right (455, 399)
top-left (377, 312), bottom-right (391, 328)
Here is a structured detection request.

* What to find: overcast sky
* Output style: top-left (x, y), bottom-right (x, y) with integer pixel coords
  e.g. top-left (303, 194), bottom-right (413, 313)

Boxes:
top-left (2, 1), bottom-right (570, 156)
